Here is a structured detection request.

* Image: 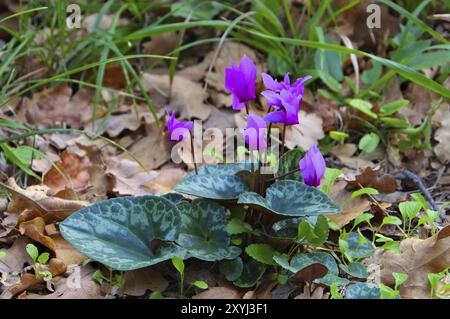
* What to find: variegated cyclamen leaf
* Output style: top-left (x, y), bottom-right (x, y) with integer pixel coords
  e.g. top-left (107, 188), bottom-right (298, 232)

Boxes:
top-left (194, 163), bottom-right (255, 176)
top-left (177, 199), bottom-right (241, 261)
top-left (290, 252), bottom-right (339, 275)
top-left (276, 148), bottom-right (304, 182)
top-left (345, 283), bottom-right (381, 299)
top-left (174, 174), bottom-right (249, 200)
top-left (238, 180), bottom-right (340, 216)
top-left (60, 196), bottom-right (184, 271)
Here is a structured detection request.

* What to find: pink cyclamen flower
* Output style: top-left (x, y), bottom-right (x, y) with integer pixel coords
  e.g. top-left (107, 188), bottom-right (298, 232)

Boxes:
top-left (225, 55), bottom-right (257, 111)
top-left (242, 114), bottom-right (267, 151)
top-left (166, 111), bottom-right (193, 142)
top-left (299, 144), bottom-right (326, 187)
top-left (262, 72), bottom-right (311, 96)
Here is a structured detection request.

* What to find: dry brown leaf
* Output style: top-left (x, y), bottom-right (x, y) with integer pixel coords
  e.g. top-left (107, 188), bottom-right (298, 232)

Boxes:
top-left (4, 178), bottom-right (88, 222)
top-left (285, 111), bottom-right (325, 150)
top-left (401, 84), bottom-right (438, 126)
top-left (142, 73), bottom-right (212, 120)
top-left (330, 144), bottom-right (374, 169)
top-left (379, 225), bottom-right (450, 299)
top-left (122, 267), bottom-right (169, 296)
top-left (347, 167), bottom-right (397, 194)
top-left (44, 150), bottom-right (92, 193)
top-left (21, 85), bottom-right (104, 129)
top-left (0, 236), bottom-right (32, 274)
top-left (294, 285), bottom-right (328, 299)
top-left (433, 107), bottom-right (450, 163)
top-left (143, 168), bottom-right (187, 195)
top-left (0, 212), bottom-right (18, 239)
top-left (142, 33), bottom-right (178, 66)
top-left (327, 181), bottom-right (372, 228)
top-left (193, 287), bottom-right (242, 299)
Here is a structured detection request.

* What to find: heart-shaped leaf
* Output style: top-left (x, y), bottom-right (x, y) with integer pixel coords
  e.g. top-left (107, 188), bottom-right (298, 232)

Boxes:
top-left (219, 257), bottom-right (244, 282)
top-left (343, 232), bottom-right (375, 260)
top-left (60, 196), bottom-right (183, 271)
top-left (276, 148), bottom-right (304, 182)
top-left (174, 174), bottom-right (250, 200)
top-left (290, 252), bottom-right (339, 276)
top-left (195, 163), bottom-right (254, 176)
top-left (177, 199), bottom-right (240, 261)
top-left (232, 259), bottom-right (266, 288)
top-left (238, 180), bottom-right (341, 216)
top-left (340, 262), bottom-right (368, 279)
top-left (245, 244), bottom-right (278, 266)
top-left (345, 283), bottom-right (380, 299)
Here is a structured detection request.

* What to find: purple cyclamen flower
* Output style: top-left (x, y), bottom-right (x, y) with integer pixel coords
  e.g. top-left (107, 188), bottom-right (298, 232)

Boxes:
top-left (225, 55), bottom-right (257, 111)
top-left (166, 111), bottom-right (193, 142)
top-left (263, 89), bottom-right (301, 126)
top-left (299, 144), bottom-right (326, 187)
top-left (242, 114), bottom-right (267, 151)
top-left (262, 72), bottom-right (311, 96)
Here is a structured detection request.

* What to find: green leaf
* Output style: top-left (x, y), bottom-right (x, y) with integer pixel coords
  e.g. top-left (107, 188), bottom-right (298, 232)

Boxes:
top-left (393, 272), bottom-right (409, 289)
top-left (329, 131), bottom-right (348, 143)
top-left (60, 196), bottom-right (183, 271)
top-left (0, 252), bottom-right (6, 258)
top-left (275, 148), bottom-right (304, 182)
top-left (315, 273), bottom-right (350, 286)
top-left (171, 0), bottom-right (224, 20)
top-left (177, 199), bottom-right (240, 261)
top-left (382, 216), bottom-right (402, 226)
top-left (26, 244), bottom-right (39, 262)
top-left (380, 99), bottom-right (410, 116)
top-left (379, 283), bottom-right (399, 299)
top-left (379, 117), bottom-right (410, 128)
top-left (227, 218), bottom-right (253, 235)
top-left (195, 163), bottom-right (254, 176)
top-left (339, 262), bottom-right (368, 279)
top-left (347, 99), bottom-right (377, 119)
top-left (297, 215), bottom-right (329, 248)
top-left (399, 201), bottom-right (422, 220)
top-left (238, 180), bottom-right (341, 217)
top-left (171, 256), bottom-right (185, 275)
top-left (174, 174), bottom-right (249, 200)
top-left (346, 283), bottom-right (380, 299)
top-left (233, 259), bottom-right (266, 288)
top-left (351, 187), bottom-right (379, 200)
top-left (245, 244), bottom-right (278, 266)
top-left (342, 232), bottom-right (375, 260)
top-left (321, 168), bottom-right (342, 195)
top-left (353, 213), bottom-right (374, 228)
top-left (37, 252), bottom-right (50, 265)
top-left (358, 133), bottom-right (380, 153)
top-left (362, 60), bottom-right (383, 85)
top-left (192, 280), bottom-right (208, 289)
top-left (149, 291), bottom-right (163, 299)
top-left (219, 257), bottom-right (244, 282)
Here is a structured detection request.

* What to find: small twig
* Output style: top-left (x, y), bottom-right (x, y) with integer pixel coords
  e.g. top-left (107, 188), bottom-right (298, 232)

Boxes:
top-left (394, 170), bottom-right (444, 220)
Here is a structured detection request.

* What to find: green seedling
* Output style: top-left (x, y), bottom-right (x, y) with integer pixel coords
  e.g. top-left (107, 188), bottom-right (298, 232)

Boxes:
top-left (428, 267), bottom-right (449, 299)
top-left (26, 243), bottom-right (52, 282)
top-left (171, 256), bottom-right (208, 298)
top-left (380, 272), bottom-right (408, 299)
top-left (92, 268), bottom-right (125, 295)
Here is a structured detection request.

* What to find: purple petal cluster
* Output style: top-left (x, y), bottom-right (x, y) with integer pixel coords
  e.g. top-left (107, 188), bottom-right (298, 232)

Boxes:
top-left (242, 114), bottom-right (267, 151)
top-left (299, 144), bottom-right (326, 187)
top-left (166, 111), bottom-right (193, 142)
top-left (225, 55), bottom-right (257, 111)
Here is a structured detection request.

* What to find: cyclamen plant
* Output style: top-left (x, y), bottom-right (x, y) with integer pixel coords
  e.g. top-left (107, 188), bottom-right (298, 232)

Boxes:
top-left (60, 55), bottom-right (349, 295)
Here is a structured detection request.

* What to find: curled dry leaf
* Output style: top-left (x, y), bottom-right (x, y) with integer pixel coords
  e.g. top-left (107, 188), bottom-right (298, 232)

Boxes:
top-left (142, 73), bottom-right (212, 121)
top-left (433, 107), bottom-right (450, 163)
top-left (0, 236), bottom-right (32, 274)
top-left (347, 167), bottom-right (397, 194)
top-left (192, 287), bottom-right (242, 299)
top-left (285, 111), bottom-right (325, 151)
top-left (330, 143), bottom-right (374, 169)
top-left (379, 225), bottom-right (450, 299)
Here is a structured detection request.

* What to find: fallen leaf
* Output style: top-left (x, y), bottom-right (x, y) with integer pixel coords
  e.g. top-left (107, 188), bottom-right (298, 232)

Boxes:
top-left (327, 181), bottom-right (371, 228)
top-left (285, 111), bottom-right (325, 151)
top-left (433, 107), bottom-right (450, 163)
top-left (122, 267), bottom-right (169, 296)
top-left (0, 236), bottom-right (32, 274)
top-left (347, 167), bottom-right (397, 194)
top-left (142, 73), bottom-right (212, 120)
top-left (44, 150), bottom-right (92, 193)
top-left (379, 225), bottom-right (450, 299)
top-left (192, 286), bottom-right (242, 299)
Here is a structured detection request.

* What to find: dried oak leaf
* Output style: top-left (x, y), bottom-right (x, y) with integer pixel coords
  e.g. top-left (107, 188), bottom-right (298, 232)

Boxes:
top-left (379, 225), bottom-right (450, 299)
top-left (347, 167), bottom-right (397, 194)
top-left (44, 150), bottom-right (92, 193)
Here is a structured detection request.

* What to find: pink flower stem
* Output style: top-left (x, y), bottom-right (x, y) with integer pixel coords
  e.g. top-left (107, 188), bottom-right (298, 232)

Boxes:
top-left (190, 133), bottom-right (198, 175)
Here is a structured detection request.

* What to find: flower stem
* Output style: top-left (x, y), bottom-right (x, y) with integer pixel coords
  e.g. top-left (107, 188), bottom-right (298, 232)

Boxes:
top-left (266, 167), bottom-right (300, 183)
top-left (281, 124), bottom-right (286, 156)
top-left (190, 133), bottom-right (198, 175)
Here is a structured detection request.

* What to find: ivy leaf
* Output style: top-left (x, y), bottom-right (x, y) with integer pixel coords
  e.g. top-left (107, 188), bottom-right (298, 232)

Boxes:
top-left (174, 174), bottom-right (249, 200)
top-left (177, 199), bottom-right (241, 261)
top-left (219, 257), bottom-right (244, 282)
top-left (238, 180), bottom-right (341, 217)
top-left (245, 244), bottom-right (278, 266)
top-left (275, 148), bottom-right (304, 182)
top-left (345, 283), bottom-right (380, 299)
top-left (60, 196), bottom-right (184, 271)
top-left (233, 259), bottom-right (266, 288)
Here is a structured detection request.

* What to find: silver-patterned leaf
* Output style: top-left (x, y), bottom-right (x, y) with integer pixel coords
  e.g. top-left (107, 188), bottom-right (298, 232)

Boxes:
top-left (238, 180), bottom-right (340, 216)
top-left (60, 196), bottom-right (184, 271)
top-left (177, 199), bottom-right (241, 261)
top-left (276, 148), bottom-right (304, 181)
top-left (174, 174), bottom-right (249, 200)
